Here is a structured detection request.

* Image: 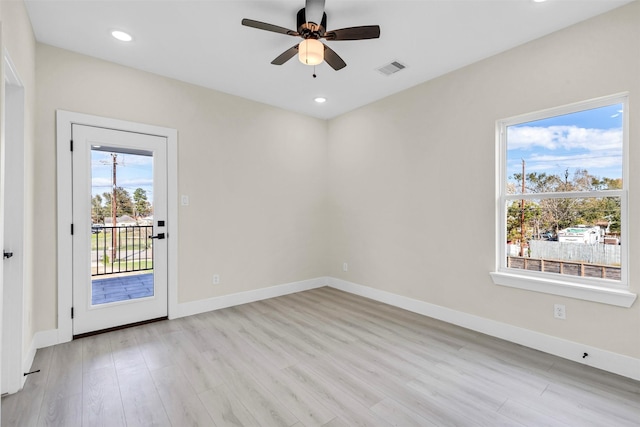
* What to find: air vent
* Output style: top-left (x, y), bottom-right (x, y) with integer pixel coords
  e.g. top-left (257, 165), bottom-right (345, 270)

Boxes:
top-left (377, 61), bottom-right (407, 76)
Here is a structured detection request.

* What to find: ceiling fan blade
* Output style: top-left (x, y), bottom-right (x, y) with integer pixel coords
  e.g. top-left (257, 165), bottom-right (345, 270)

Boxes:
top-left (323, 45), bottom-right (346, 71)
top-left (305, 0), bottom-right (325, 25)
top-left (271, 44), bottom-right (299, 65)
top-left (324, 25), bottom-right (381, 41)
top-left (241, 19), bottom-right (299, 36)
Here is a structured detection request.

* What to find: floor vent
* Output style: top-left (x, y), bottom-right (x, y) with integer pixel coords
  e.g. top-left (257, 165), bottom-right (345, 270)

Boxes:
top-left (377, 61), bottom-right (407, 76)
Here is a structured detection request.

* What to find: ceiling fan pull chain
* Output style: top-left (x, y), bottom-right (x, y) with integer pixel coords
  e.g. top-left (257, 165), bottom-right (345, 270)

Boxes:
top-left (313, 65), bottom-right (317, 78)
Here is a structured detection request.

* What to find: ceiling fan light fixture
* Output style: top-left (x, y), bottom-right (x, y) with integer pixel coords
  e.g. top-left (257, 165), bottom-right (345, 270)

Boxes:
top-left (298, 39), bottom-right (324, 65)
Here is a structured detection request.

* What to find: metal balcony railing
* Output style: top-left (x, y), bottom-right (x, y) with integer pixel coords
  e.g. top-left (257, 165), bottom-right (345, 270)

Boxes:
top-left (91, 225), bottom-right (154, 276)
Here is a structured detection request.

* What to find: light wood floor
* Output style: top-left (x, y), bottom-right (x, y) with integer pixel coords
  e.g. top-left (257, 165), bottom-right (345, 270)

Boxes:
top-left (3, 287), bottom-right (640, 426)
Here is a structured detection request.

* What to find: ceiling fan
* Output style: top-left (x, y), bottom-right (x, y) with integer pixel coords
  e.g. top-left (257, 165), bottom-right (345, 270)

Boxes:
top-left (241, 0), bottom-right (380, 71)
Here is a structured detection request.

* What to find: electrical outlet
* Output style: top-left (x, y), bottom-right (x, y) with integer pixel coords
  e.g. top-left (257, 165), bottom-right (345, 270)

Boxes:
top-left (343, 262), bottom-right (348, 272)
top-left (213, 274), bottom-right (220, 285)
top-left (554, 304), bottom-right (566, 319)
top-left (181, 195), bottom-right (189, 206)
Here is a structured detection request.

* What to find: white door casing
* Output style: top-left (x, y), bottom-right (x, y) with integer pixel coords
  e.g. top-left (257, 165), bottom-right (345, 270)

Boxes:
top-left (57, 111), bottom-right (178, 342)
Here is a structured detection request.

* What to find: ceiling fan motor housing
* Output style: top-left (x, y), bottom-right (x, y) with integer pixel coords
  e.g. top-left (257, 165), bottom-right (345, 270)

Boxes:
top-left (297, 8), bottom-right (327, 39)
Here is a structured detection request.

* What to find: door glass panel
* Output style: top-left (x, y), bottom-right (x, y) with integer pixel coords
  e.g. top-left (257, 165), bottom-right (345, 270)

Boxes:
top-left (90, 146), bottom-right (154, 305)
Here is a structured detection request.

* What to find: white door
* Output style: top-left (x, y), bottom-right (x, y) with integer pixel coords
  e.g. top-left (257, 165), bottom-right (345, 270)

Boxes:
top-left (2, 54), bottom-right (26, 395)
top-left (72, 125), bottom-right (168, 336)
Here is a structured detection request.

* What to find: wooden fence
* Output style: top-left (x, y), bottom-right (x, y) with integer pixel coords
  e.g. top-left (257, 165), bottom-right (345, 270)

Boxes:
top-left (507, 256), bottom-right (621, 281)
top-left (528, 240), bottom-right (620, 266)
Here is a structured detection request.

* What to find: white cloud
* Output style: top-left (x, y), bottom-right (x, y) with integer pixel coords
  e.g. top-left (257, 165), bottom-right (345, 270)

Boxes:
top-left (92, 177), bottom-right (112, 188)
top-left (507, 125), bottom-right (622, 152)
top-left (122, 178), bottom-right (153, 187)
top-left (525, 153), bottom-right (622, 172)
top-left (92, 177), bottom-right (153, 188)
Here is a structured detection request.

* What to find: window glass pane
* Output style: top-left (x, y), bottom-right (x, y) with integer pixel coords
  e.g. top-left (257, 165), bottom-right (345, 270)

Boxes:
top-left (91, 148), bottom-right (155, 305)
top-left (505, 197), bottom-right (621, 281)
top-left (506, 103), bottom-right (623, 195)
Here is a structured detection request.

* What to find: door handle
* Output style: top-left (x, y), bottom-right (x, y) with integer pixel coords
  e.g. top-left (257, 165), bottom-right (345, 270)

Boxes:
top-left (150, 233), bottom-right (165, 240)
top-left (3, 251), bottom-right (14, 259)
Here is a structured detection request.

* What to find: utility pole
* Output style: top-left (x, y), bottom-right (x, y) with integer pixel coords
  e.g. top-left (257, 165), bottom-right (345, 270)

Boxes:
top-left (520, 159), bottom-right (526, 257)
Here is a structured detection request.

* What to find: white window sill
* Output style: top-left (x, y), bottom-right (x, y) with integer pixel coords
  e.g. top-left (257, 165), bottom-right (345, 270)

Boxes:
top-left (490, 271), bottom-right (637, 307)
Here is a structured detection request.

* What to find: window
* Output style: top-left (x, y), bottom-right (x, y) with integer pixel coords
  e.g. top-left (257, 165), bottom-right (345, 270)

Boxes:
top-left (491, 94), bottom-right (636, 307)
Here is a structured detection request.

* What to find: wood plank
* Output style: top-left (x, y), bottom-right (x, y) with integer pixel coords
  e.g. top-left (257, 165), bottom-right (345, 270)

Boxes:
top-left (44, 340), bottom-right (83, 398)
top-left (239, 355), bottom-right (336, 427)
top-left (150, 365), bottom-right (215, 426)
top-left (406, 377), bottom-right (520, 426)
top-left (540, 382), bottom-right (640, 426)
top-left (198, 384), bottom-right (260, 427)
top-left (547, 357), bottom-right (640, 406)
top-left (413, 364), bottom-right (508, 411)
top-left (370, 398), bottom-right (438, 427)
top-left (37, 392), bottom-right (82, 427)
top-left (82, 334), bottom-right (114, 373)
top-left (284, 363), bottom-right (391, 427)
top-left (160, 330), bottom-right (224, 393)
top-left (210, 353), bottom-right (300, 427)
top-left (304, 358), bottom-right (385, 408)
top-left (127, 323), bottom-right (175, 370)
top-left (82, 366), bottom-right (126, 426)
top-left (117, 365), bottom-right (171, 427)
top-left (498, 398), bottom-right (573, 427)
top-left (108, 328), bottom-right (146, 371)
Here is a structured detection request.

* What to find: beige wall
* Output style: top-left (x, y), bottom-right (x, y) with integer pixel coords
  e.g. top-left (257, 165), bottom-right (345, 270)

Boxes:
top-left (328, 2), bottom-right (640, 358)
top-left (35, 44), bottom-right (329, 330)
top-left (0, 0), bottom-right (37, 360)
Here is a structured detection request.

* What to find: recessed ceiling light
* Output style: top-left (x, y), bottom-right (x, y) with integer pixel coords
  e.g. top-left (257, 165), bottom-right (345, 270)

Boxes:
top-left (111, 30), bottom-right (133, 42)
top-left (532, 0), bottom-right (547, 3)
top-left (314, 97), bottom-right (327, 103)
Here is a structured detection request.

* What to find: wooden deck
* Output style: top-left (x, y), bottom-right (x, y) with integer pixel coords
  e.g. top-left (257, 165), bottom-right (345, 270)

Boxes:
top-left (91, 273), bottom-right (154, 305)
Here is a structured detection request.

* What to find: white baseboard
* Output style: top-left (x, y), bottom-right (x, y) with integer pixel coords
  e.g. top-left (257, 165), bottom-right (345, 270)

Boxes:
top-left (328, 277), bottom-right (640, 381)
top-left (175, 277), bottom-right (328, 318)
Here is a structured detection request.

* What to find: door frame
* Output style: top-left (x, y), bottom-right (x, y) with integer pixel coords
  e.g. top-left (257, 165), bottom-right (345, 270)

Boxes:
top-left (56, 110), bottom-right (178, 343)
top-left (2, 49), bottom-right (26, 394)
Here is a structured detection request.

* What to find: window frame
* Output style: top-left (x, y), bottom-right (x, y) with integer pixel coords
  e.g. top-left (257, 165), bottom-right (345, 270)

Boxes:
top-left (491, 93), bottom-right (636, 307)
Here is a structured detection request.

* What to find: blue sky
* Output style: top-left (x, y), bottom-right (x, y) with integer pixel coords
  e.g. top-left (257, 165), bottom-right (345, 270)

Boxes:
top-left (507, 103), bottom-right (623, 185)
top-left (91, 150), bottom-right (153, 202)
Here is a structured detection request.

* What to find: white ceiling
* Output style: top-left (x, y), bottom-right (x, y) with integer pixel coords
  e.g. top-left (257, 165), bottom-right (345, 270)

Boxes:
top-left (25, 0), bottom-right (632, 119)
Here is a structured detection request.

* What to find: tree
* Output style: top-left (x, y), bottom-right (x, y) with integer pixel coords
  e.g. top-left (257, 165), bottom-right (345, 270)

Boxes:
top-left (133, 188), bottom-right (151, 218)
top-left (602, 177), bottom-right (622, 190)
top-left (102, 187), bottom-right (134, 217)
top-left (92, 194), bottom-right (105, 223)
top-left (511, 171), bottom-right (561, 194)
top-left (541, 197), bottom-right (579, 234)
top-left (506, 200), bottom-right (540, 242)
top-left (508, 168), bottom-right (621, 239)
